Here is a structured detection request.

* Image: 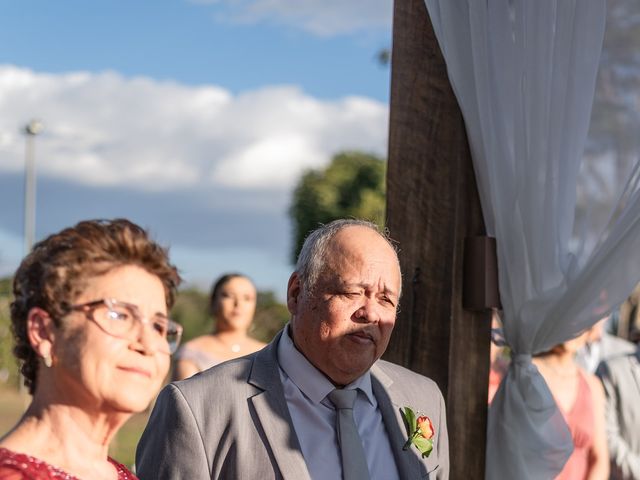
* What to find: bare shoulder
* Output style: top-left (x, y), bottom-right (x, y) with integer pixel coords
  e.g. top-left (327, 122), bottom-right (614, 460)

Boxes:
top-left (173, 354), bottom-right (255, 397)
top-left (172, 357), bottom-right (199, 381)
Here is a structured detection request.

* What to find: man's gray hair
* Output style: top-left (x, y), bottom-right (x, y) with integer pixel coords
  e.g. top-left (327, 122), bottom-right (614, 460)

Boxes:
top-left (295, 218), bottom-right (398, 293)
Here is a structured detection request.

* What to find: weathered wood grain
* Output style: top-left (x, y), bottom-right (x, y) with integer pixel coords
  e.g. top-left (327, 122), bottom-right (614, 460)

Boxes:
top-left (385, 1), bottom-right (492, 478)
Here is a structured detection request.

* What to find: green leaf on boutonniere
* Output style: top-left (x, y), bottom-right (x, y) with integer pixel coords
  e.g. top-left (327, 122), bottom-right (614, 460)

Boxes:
top-left (400, 407), bottom-right (435, 458)
top-left (401, 406), bottom-right (417, 435)
top-left (412, 436), bottom-right (434, 458)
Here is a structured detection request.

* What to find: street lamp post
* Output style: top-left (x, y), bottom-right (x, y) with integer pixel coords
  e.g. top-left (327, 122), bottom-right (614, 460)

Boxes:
top-left (23, 119), bottom-right (44, 254)
top-left (19, 119), bottom-right (43, 397)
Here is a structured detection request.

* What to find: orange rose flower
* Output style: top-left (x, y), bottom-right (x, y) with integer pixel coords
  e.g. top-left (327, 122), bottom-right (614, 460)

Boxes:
top-left (401, 407), bottom-right (434, 458)
top-left (417, 416), bottom-right (435, 440)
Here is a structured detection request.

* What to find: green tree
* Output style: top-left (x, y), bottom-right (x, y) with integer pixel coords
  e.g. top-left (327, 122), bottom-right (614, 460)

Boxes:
top-left (0, 277), bottom-right (19, 387)
top-left (289, 151), bottom-right (386, 261)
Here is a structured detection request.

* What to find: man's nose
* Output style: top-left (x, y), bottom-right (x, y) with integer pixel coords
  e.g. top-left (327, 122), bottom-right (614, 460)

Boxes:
top-left (354, 298), bottom-right (381, 323)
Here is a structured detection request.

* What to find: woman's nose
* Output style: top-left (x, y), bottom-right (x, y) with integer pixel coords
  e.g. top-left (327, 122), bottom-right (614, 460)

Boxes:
top-left (131, 320), bottom-right (163, 355)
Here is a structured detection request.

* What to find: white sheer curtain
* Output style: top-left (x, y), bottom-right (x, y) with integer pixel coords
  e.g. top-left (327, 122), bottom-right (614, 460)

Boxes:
top-left (422, 1), bottom-right (640, 478)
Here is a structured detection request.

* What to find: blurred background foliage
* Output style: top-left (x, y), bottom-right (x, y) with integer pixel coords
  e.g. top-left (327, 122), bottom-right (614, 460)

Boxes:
top-left (0, 277), bottom-right (18, 388)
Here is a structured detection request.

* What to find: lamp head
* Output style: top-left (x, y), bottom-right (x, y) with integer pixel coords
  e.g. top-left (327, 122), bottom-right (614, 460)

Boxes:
top-left (25, 120), bottom-right (44, 136)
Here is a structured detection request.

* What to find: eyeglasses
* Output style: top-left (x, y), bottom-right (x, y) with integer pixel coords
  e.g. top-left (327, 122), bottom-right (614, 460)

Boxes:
top-left (68, 298), bottom-right (183, 354)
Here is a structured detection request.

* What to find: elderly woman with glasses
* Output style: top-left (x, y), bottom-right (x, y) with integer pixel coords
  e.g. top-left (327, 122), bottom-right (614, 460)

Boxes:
top-left (0, 219), bottom-right (182, 480)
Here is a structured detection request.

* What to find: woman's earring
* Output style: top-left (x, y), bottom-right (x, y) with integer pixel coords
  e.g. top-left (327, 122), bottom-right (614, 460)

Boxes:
top-left (43, 354), bottom-right (52, 368)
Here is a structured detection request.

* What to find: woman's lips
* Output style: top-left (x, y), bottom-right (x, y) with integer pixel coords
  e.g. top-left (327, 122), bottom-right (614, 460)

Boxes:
top-left (118, 366), bottom-right (152, 378)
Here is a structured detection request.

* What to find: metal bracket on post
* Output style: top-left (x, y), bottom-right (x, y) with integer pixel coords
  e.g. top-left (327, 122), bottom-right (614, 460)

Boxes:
top-left (463, 236), bottom-right (501, 311)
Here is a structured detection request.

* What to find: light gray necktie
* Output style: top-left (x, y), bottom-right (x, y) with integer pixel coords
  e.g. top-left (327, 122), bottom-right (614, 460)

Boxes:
top-left (328, 388), bottom-right (370, 480)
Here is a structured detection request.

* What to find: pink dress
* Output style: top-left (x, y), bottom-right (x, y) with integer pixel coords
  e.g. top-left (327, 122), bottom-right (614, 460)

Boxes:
top-left (488, 357), bottom-right (509, 404)
top-left (555, 371), bottom-right (595, 480)
top-left (0, 448), bottom-right (138, 480)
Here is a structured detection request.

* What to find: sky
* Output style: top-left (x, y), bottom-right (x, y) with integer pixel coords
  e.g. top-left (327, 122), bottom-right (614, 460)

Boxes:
top-left (0, 0), bottom-right (393, 299)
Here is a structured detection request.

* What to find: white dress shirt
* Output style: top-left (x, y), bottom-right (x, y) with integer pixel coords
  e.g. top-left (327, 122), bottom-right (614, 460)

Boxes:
top-left (277, 326), bottom-right (400, 480)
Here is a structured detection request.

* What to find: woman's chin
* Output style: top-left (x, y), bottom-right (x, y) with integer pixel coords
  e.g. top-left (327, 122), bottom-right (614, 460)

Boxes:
top-left (104, 397), bottom-right (153, 416)
top-left (220, 318), bottom-right (252, 332)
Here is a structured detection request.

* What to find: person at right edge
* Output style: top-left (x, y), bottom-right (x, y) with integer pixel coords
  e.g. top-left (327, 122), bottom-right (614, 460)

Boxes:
top-left (596, 325), bottom-right (640, 480)
top-left (136, 218), bottom-right (449, 479)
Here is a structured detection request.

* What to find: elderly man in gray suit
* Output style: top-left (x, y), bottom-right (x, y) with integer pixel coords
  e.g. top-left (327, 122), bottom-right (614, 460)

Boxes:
top-left (597, 343), bottom-right (640, 480)
top-left (136, 219), bottom-right (449, 479)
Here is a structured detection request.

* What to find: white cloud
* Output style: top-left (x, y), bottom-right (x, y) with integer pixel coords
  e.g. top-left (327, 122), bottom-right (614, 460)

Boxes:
top-left (191, 0), bottom-right (393, 36)
top-left (213, 134), bottom-right (322, 188)
top-left (0, 65), bottom-right (388, 195)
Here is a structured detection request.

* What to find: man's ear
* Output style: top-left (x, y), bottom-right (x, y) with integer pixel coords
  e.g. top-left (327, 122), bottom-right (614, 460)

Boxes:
top-left (26, 307), bottom-right (56, 361)
top-left (287, 272), bottom-right (302, 315)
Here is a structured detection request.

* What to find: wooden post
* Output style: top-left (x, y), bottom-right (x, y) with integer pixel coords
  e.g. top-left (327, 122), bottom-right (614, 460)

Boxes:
top-left (384, 0), bottom-right (492, 478)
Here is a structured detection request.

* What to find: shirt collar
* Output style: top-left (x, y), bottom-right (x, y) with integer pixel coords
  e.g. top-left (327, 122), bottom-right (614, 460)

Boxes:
top-left (277, 324), bottom-right (375, 406)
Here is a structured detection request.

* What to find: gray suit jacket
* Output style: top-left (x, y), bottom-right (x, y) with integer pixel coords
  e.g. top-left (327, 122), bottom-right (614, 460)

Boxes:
top-left (597, 349), bottom-right (640, 480)
top-left (576, 333), bottom-right (637, 373)
top-left (136, 331), bottom-right (449, 480)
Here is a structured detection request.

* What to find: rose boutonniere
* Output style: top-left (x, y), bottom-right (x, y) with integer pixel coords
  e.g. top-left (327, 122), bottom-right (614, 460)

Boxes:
top-left (400, 406), bottom-right (434, 458)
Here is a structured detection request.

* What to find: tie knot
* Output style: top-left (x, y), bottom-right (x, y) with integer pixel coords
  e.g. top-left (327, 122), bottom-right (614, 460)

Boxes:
top-left (328, 388), bottom-right (357, 409)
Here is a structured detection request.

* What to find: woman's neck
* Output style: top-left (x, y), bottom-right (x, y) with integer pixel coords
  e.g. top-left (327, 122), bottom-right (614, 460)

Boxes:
top-left (213, 328), bottom-right (248, 342)
top-left (534, 351), bottom-right (578, 376)
top-left (1, 394), bottom-right (129, 478)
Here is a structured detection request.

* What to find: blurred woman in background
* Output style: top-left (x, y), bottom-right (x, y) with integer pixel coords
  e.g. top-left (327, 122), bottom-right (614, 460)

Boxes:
top-left (173, 273), bottom-right (265, 380)
top-left (0, 219), bottom-right (181, 480)
top-left (533, 333), bottom-right (609, 480)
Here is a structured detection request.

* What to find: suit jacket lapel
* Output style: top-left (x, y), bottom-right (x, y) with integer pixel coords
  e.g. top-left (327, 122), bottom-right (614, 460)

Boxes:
top-left (248, 331), bottom-right (311, 480)
top-left (371, 364), bottom-right (422, 480)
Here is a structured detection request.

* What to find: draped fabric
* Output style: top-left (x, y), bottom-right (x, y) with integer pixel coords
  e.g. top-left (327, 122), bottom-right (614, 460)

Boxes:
top-left (421, 1), bottom-right (640, 478)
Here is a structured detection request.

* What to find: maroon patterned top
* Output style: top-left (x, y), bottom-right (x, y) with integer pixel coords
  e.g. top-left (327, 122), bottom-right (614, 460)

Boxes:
top-left (0, 448), bottom-right (138, 480)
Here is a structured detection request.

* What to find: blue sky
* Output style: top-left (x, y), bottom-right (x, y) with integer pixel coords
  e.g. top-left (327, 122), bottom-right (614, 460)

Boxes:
top-left (0, 0), bottom-right (393, 299)
top-left (0, 0), bottom-right (391, 100)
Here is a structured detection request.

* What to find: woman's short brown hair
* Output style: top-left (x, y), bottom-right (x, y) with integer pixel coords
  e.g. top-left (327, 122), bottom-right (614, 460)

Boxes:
top-left (10, 218), bottom-right (181, 394)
